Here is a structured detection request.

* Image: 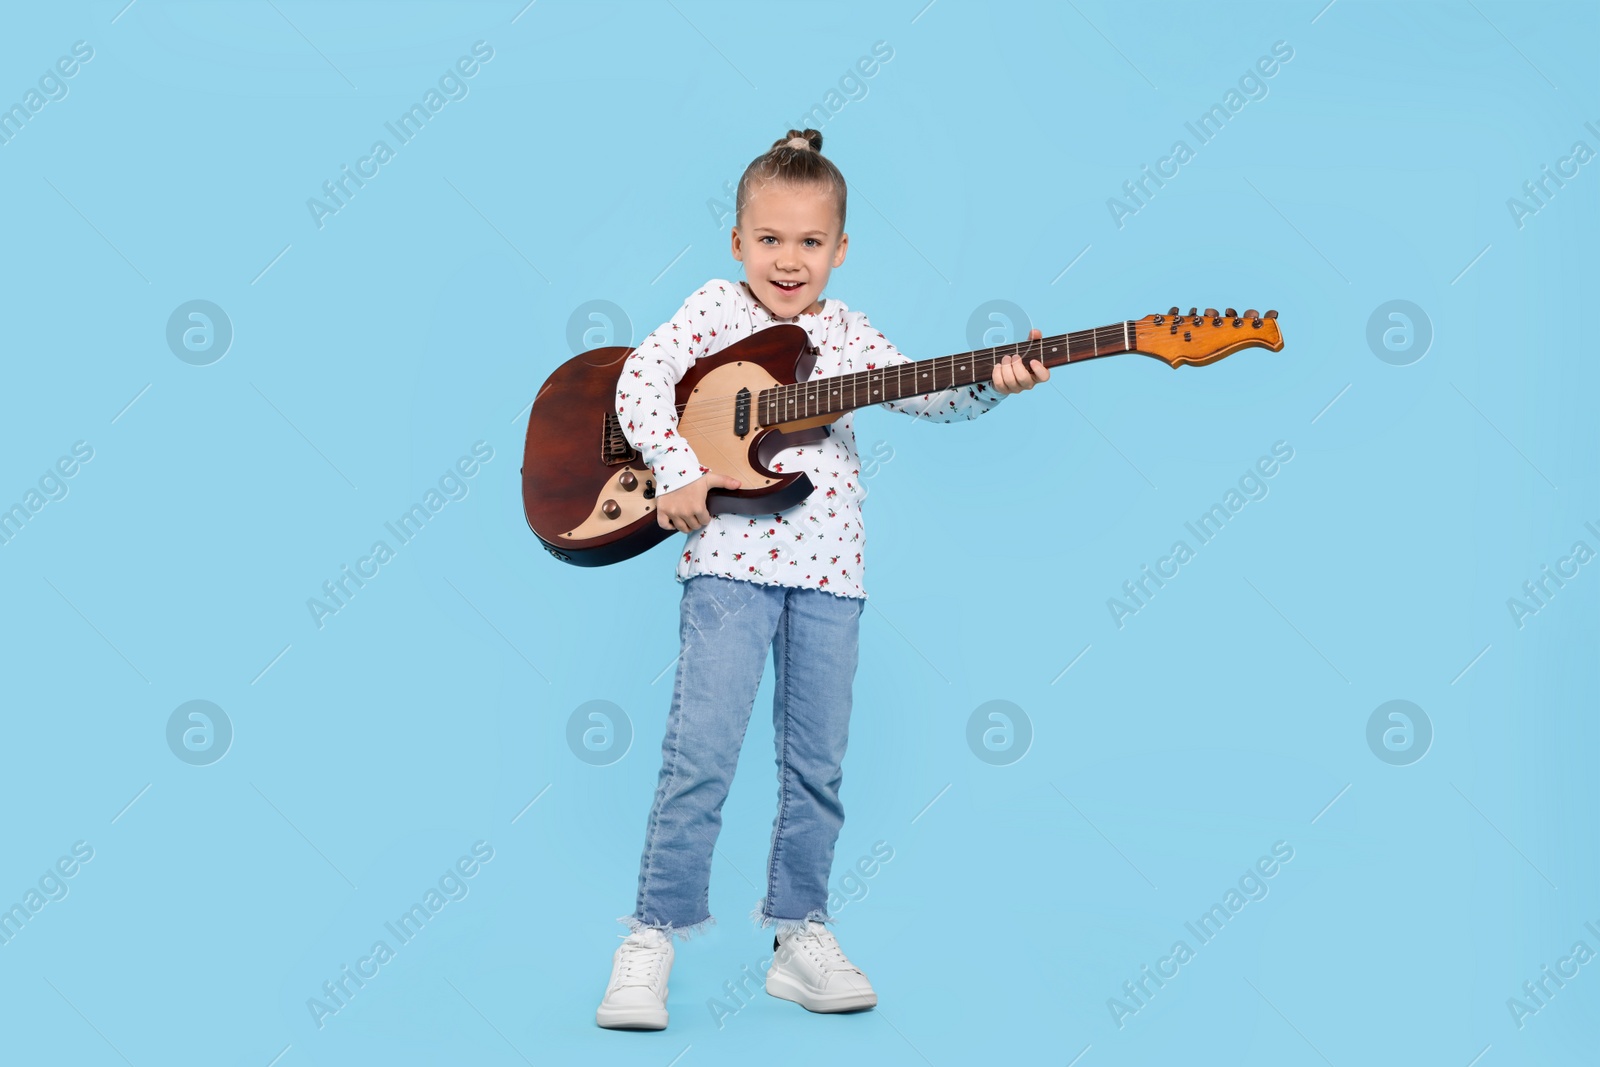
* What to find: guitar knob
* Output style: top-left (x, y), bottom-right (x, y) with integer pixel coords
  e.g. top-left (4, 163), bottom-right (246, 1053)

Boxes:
top-left (1244, 309), bottom-right (1258, 319)
top-left (1204, 308), bottom-right (1217, 318)
top-left (619, 470), bottom-right (638, 490)
top-left (1225, 308), bottom-right (1237, 318)
top-left (1168, 306), bottom-right (1180, 316)
top-left (1264, 309), bottom-right (1278, 319)
top-left (601, 499), bottom-right (620, 519)
top-left (1188, 308), bottom-right (1198, 317)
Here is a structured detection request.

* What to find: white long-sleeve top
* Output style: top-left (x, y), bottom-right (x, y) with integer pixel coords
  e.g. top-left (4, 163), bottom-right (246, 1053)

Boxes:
top-left (615, 278), bottom-right (1005, 599)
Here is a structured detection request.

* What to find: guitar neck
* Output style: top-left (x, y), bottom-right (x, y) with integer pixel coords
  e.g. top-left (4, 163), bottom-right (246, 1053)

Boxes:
top-left (759, 320), bottom-right (1137, 424)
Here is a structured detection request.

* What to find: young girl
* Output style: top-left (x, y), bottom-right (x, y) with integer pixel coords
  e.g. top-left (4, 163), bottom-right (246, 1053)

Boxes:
top-left (596, 129), bottom-right (1048, 1031)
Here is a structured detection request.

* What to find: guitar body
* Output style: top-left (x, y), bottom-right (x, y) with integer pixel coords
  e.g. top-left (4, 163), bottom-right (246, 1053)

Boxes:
top-left (521, 324), bottom-right (831, 566)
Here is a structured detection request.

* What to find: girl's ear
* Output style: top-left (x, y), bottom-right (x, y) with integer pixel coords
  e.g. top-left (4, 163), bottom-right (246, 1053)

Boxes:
top-left (832, 232), bottom-right (848, 267)
top-left (730, 225), bottom-right (744, 263)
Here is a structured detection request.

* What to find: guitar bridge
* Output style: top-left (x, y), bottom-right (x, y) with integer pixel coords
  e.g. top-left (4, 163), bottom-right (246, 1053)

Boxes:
top-left (601, 411), bottom-right (638, 465)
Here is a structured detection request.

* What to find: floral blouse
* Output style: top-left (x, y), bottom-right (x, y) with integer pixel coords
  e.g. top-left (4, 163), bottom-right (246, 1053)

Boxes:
top-left (614, 278), bottom-right (1006, 598)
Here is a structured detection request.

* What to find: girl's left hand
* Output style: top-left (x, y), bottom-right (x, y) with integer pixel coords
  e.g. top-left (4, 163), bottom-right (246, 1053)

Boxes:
top-left (992, 328), bottom-right (1050, 394)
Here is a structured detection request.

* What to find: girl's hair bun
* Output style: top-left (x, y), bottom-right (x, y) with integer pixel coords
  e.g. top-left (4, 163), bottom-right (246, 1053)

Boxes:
top-left (736, 127), bottom-right (846, 230)
top-left (772, 128), bottom-right (823, 153)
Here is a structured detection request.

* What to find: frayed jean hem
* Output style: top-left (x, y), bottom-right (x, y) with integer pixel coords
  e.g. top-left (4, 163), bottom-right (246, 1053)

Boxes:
top-left (618, 913), bottom-right (717, 944)
top-left (749, 897), bottom-right (836, 941)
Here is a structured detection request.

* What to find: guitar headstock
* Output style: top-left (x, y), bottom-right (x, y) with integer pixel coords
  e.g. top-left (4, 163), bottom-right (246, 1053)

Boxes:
top-left (1137, 307), bottom-right (1284, 368)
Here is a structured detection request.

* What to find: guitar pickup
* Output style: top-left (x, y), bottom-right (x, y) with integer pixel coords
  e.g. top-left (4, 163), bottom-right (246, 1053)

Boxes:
top-left (734, 386), bottom-right (751, 438)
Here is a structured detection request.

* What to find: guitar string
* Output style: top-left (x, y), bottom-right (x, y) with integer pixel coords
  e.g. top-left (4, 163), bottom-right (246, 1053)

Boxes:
top-left (656, 317), bottom-right (1265, 436)
top-left (639, 348), bottom-right (1051, 441)
top-left (620, 325), bottom-right (1135, 441)
top-left (622, 334), bottom-right (1102, 446)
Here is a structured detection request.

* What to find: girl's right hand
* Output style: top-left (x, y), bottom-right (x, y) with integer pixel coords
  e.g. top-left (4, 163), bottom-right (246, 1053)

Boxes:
top-left (656, 472), bottom-right (742, 532)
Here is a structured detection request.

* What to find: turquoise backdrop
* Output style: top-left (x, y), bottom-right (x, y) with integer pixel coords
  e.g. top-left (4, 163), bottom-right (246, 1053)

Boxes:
top-left (1, 1), bottom-right (1595, 1064)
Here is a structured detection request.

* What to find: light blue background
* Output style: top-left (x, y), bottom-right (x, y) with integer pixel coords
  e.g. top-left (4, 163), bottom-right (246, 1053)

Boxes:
top-left (1, 1), bottom-right (1595, 1064)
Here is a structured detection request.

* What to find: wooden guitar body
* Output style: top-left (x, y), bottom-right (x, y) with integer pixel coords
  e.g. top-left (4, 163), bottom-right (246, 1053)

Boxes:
top-left (521, 324), bottom-right (828, 566)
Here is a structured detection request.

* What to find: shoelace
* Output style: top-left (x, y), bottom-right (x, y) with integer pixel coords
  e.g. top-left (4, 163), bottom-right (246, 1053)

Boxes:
top-left (788, 923), bottom-right (857, 974)
top-left (614, 934), bottom-right (669, 989)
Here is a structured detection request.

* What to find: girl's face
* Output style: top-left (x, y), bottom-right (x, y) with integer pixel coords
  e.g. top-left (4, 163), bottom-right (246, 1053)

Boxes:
top-left (731, 181), bottom-right (847, 318)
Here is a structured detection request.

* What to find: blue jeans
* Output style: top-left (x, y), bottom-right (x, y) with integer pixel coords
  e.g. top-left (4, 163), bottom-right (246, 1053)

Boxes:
top-left (625, 574), bottom-right (865, 942)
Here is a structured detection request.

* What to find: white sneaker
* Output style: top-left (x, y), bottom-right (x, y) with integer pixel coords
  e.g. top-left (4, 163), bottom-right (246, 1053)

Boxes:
top-left (596, 927), bottom-right (673, 1030)
top-left (766, 921), bottom-right (877, 1013)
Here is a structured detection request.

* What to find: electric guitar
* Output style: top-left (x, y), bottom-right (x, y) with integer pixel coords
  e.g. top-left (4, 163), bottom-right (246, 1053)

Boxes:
top-left (521, 307), bottom-right (1283, 566)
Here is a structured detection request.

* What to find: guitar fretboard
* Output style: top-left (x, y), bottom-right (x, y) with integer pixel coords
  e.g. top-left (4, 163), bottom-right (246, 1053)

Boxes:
top-left (758, 321), bottom-right (1136, 424)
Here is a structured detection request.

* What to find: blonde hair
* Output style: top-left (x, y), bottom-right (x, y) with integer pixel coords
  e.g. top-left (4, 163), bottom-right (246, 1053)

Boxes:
top-left (735, 127), bottom-right (847, 231)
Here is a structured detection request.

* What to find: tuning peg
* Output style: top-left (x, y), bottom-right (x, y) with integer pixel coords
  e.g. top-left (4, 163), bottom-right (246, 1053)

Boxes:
top-left (1189, 307), bottom-right (1198, 317)
top-left (1225, 308), bottom-right (1237, 318)
top-left (1204, 308), bottom-right (1218, 318)
top-left (1168, 306), bottom-right (1180, 316)
top-left (1244, 309), bottom-right (1258, 319)
top-left (1264, 309), bottom-right (1277, 319)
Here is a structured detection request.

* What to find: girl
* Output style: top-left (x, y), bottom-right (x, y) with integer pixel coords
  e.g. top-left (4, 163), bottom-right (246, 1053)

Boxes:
top-left (596, 129), bottom-right (1048, 1030)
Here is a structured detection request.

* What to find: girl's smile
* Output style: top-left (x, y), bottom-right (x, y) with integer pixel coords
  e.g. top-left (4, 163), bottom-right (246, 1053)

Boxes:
top-left (731, 182), bottom-right (848, 318)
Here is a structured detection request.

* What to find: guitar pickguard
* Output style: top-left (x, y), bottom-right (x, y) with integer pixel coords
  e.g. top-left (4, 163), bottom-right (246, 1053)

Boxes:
top-left (563, 360), bottom-right (801, 540)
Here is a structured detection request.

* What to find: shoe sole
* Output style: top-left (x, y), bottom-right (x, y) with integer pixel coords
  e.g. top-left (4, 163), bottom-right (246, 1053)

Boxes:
top-left (766, 971), bottom-right (877, 1013)
top-left (596, 987), bottom-right (669, 1030)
